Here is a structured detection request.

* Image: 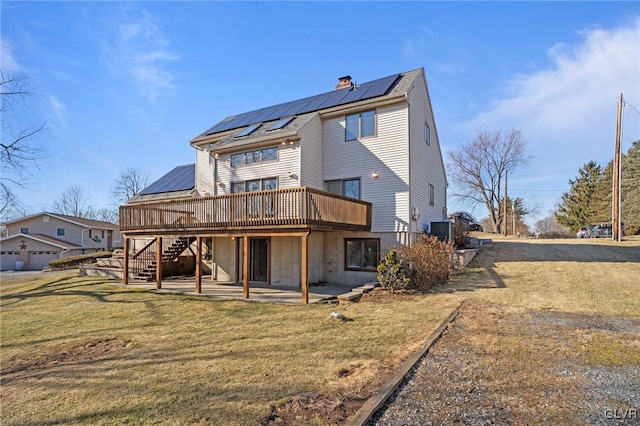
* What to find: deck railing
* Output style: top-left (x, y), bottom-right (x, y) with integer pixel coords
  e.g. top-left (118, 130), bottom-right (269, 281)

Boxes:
top-left (120, 187), bottom-right (372, 234)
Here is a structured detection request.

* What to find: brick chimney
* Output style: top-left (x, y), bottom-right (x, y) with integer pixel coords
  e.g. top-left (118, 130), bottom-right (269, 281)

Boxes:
top-left (335, 75), bottom-right (353, 90)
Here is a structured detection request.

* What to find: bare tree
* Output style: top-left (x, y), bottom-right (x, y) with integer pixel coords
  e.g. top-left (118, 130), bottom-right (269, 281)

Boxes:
top-left (52, 185), bottom-right (95, 218)
top-left (447, 129), bottom-right (529, 233)
top-left (534, 214), bottom-right (571, 238)
top-left (1, 68), bottom-right (47, 214)
top-left (111, 167), bottom-right (150, 204)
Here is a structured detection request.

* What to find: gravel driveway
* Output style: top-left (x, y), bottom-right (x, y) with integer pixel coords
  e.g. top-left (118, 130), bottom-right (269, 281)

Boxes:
top-left (368, 301), bottom-right (640, 425)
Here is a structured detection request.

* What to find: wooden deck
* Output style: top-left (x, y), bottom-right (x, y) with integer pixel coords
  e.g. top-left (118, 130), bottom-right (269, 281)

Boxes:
top-left (120, 187), bottom-right (372, 235)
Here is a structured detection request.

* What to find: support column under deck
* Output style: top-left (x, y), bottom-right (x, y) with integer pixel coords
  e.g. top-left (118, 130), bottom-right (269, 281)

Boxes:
top-left (156, 236), bottom-right (162, 289)
top-left (243, 236), bottom-right (250, 299)
top-left (301, 232), bottom-right (309, 304)
top-left (123, 237), bottom-right (129, 286)
top-left (195, 236), bottom-right (202, 293)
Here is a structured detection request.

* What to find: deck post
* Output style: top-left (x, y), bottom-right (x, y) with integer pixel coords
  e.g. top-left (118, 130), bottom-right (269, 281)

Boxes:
top-left (156, 236), bottom-right (162, 289)
top-left (123, 237), bottom-right (129, 285)
top-left (195, 236), bottom-right (202, 293)
top-left (243, 236), bottom-right (250, 299)
top-left (301, 232), bottom-right (309, 304)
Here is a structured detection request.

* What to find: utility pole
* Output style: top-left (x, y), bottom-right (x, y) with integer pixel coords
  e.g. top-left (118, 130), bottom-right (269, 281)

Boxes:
top-left (612, 93), bottom-right (623, 241)
top-left (512, 200), bottom-right (516, 236)
top-left (503, 171), bottom-right (508, 236)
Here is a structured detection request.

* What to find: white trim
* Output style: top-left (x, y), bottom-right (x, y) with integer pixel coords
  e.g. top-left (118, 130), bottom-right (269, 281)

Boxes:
top-left (0, 233), bottom-right (74, 250)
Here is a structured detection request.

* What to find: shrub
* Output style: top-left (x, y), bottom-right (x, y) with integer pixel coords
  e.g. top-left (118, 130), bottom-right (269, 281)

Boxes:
top-left (398, 236), bottom-right (456, 291)
top-left (376, 249), bottom-right (411, 293)
top-left (48, 251), bottom-right (113, 270)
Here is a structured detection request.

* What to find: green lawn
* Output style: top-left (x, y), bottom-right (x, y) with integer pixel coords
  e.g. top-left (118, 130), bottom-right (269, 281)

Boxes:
top-left (1, 236), bottom-right (638, 425)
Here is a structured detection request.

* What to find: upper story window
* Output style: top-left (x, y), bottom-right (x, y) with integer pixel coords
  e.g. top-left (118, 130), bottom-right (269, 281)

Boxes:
top-left (56, 228), bottom-right (66, 237)
top-left (231, 177), bottom-right (278, 193)
top-left (425, 123), bottom-right (431, 145)
top-left (20, 228), bottom-right (29, 234)
top-left (325, 178), bottom-right (360, 199)
top-left (346, 110), bottom-right (376, 141)
top-left (429, 183), bottom-right (435, 206)
top-left (230, 147), bottom-right (278, 167)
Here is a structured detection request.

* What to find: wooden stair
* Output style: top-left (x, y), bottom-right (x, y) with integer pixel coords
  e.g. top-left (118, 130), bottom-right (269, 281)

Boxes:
top-left (133, 237), bottom-right (194, 282)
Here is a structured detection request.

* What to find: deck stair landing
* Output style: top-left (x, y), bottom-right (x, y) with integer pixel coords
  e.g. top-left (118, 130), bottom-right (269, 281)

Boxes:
top-left (133, 237), bottom-right (195, 282)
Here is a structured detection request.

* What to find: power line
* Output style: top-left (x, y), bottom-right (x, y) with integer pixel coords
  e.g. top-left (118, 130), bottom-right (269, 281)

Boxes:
top-left (624, 99), bottom-right (640, 116)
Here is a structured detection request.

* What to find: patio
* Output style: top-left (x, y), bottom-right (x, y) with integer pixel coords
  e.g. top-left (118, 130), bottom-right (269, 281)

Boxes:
top-left (116, 277), bottom-right (364, 305)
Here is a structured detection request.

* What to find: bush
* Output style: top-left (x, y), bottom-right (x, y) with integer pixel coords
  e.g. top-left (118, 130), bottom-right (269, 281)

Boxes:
top-left (48, 251), bottom-right (113, 270)
top-left (398, 236), bottom-right (456, 291)
top-left (376, 249), bottom-right (411, 293)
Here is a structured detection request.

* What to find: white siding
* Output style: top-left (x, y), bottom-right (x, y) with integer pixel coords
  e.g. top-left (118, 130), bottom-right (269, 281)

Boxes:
top-left (298, 114), bottom-right (323, 189)
top-left (408, 72), bottom-right (448, 233)
top-left (195, 148), bottom-right (216, 196)
top-left (322, 103), bottom-right (409, 232)
top-left (215, 144), bottom-right (301, 194)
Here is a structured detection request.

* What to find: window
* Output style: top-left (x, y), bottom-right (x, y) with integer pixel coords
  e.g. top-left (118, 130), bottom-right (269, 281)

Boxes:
top-left (43, 215), bottom-right (49, 222)
top-left (325, 178), bottom-right (360, 199)
top-left (230, 147), bottom-right (278, 167)
top-left (429, 183), bottom-right (435, 206)
top-left (425, 123), bottom-right (431, 145)
top-left (230, 153), bottom-right (246, 167)
top-left (345, 109), bottom-right (376, 140)
top-left (20, 228), bottom-right (29, 234)
top-left (101, 230), bottom-right (105, 238)
top-left (230, 178), bottom-right (278, 193)
top-left (345, 239), bottom-right (380, 271)
top-left (56, 228), bottom-right (66, 237)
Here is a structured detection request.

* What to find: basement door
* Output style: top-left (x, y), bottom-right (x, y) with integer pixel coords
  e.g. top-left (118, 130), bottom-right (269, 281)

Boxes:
top-left (250, 238), bottom-right (269, 282)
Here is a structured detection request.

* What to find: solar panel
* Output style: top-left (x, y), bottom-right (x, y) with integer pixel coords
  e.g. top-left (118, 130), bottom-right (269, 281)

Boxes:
top-left (235, 123), bottom-right (262, 137)
top-left (267, 116), bottom-right (295, 131)
top-left (202, 73), bottom-right (401, 136)
top-left (139, 164), bottom-right (195, 195)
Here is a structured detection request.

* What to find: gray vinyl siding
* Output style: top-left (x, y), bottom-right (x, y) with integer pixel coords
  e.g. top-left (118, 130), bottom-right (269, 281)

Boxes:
top-left (195, 148), bottom-right (216, 196)
top-left (322, 103), bottom-right (409, 232)
top-left (408, 72), bottom-right (448, 233)
top-left (298, 113), bottom-right (323, 189)
top-left (216, 144), bottom-right (300, 194)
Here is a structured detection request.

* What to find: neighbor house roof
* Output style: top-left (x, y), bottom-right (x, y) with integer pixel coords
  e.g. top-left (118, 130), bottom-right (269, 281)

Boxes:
top-left (2, 212), bottom-right (119, 230)
top-left (0, 233), bottom-right (83, 250)
top-left (191, 68), bottom-right (423, 148)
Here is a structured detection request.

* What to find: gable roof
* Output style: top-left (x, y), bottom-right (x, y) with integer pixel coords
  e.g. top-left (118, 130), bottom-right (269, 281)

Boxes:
top-left (0, 233), bottom-right (83, 250)
top-left (193, 68), bottom-right (423, 145)
top-left (2, 212), bottom-right (119, 230)
top-left (139, 164), bottom-right (195, 195)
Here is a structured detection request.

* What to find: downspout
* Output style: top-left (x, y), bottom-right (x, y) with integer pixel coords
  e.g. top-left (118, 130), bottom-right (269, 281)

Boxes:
top-left (406, 91), bottom-right (412, 247)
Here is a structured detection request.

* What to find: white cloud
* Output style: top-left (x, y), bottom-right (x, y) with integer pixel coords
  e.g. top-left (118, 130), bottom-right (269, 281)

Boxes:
top-left (102, 8), bottom-right (180, 101)
top-left (465, 18), bottom-right (640, 163)
top-left (48, 95), bottom-right (67, 127)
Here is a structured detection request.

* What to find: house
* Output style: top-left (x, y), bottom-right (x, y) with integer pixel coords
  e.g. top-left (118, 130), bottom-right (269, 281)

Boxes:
top-left (0, 212), bottom-right (123, 271)
top-left (120, 68), bottom-right (448, 302)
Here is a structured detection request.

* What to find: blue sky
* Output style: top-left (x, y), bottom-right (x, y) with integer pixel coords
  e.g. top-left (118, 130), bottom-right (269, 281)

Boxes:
top-left (2, 1), bottom-right (639, 225)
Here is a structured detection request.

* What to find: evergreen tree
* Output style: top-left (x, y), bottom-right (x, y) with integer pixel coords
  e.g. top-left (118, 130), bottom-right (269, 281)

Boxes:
top-left (555, 161), bottom-right (603, 233)
top-left (622, 140), bottom-right (640, 235)
top-left (591, 161), bottom-right (613, 223)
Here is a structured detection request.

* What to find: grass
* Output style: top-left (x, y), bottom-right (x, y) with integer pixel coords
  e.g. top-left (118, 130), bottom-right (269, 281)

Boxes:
top-left (1, 235), bottom-right (639, 425)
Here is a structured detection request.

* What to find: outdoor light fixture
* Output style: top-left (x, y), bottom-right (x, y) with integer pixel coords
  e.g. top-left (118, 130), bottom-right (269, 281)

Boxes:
top-left (372, 171), bottom-right (379, 179)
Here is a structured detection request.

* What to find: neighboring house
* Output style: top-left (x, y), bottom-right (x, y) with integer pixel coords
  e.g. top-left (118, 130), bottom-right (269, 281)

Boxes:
top-left (1, 212), bottom-right (123, 271)
top-left (120, 68), bottom-right (448, 302)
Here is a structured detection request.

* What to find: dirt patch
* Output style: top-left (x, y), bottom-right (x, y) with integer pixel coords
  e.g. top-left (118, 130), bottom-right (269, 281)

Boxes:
top-left (370, 301), bottom-right (640, 425)
top-left (2, 337), bottom-right (133, 375)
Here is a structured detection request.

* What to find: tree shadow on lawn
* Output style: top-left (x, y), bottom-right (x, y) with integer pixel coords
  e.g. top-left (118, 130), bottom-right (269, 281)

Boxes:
top-left (485, 240), bottom-right (640, 263)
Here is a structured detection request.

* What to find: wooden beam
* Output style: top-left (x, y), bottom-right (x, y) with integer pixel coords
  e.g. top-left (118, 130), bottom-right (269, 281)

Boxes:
top-left (243, 236), bottom-right (250, 299)
top-left (301, 232), bottom-right (309, 304)
top-left (195, 236), bottom-right (202, 293)
top-left (156, 236), bottom-right (162, 289)
top-left (123, 237), bottom-right (129, 286)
